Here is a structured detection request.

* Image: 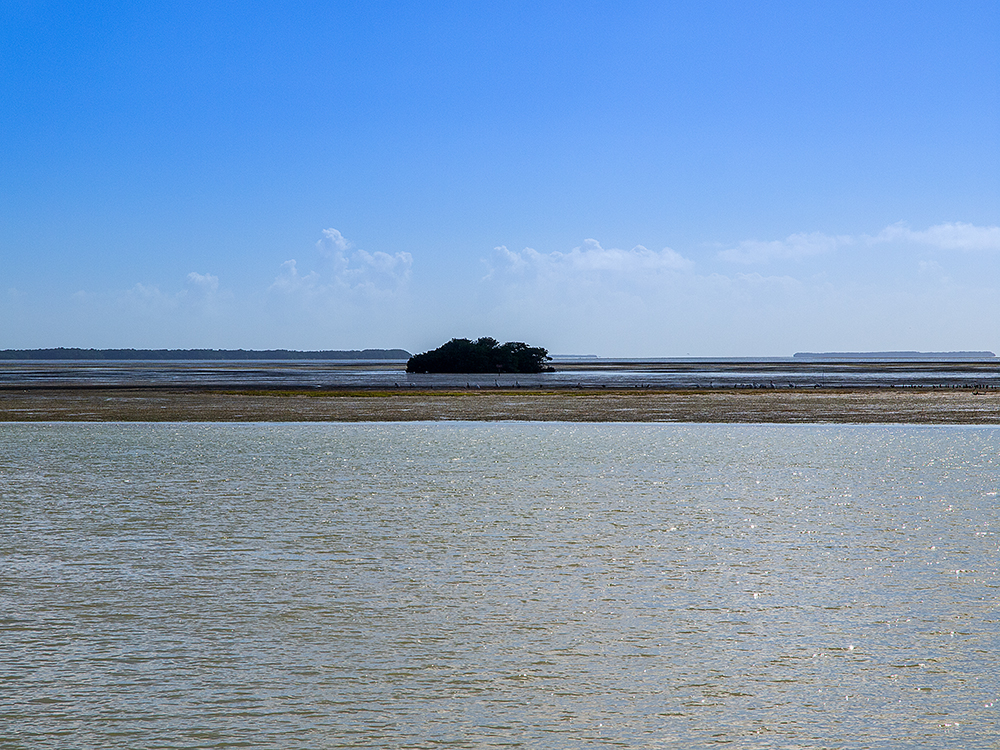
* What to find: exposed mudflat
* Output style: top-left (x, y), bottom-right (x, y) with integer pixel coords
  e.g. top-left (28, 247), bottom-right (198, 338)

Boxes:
top-left (2, 387), bottom-right (999, 423)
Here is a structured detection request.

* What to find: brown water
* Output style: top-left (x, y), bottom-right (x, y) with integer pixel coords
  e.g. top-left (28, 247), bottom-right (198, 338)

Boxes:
top-left (2, 423), bottom-right (998, 748)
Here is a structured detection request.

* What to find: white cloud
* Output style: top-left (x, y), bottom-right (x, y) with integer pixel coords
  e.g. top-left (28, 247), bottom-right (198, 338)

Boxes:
top-left (269, 259), bottom-right (320, 294)
top-left (340, 248), bottom-right (413, 289)
top-left (490, 239), bottom-right (692, 279)
top-left (476, 228), bottom-right (1000, 355)
top-left (718, 221), bottom-right (1000, 266)
top-left (12, 222), bottom-right (995, 355)
top-left (481, 238), bottom-right (815, 355)
top-left (187, 271), bottom-right (219, 292)
top-left (870, 221), bottom-right (1000, 251)
top-left (318, 228), bottom-right (351, 254)
top-left (714, 221), bottom-right (1000, 268)
top-left (718, 232), bottom-right (851, 264)
top-left (260, 229), bottom-right (418, 347)
top-left (275, 228), bottom-right (413, 297)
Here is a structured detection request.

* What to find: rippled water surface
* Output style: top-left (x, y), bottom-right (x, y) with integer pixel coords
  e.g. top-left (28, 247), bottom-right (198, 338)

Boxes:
top-left (2, 423), bottom-right (999, 748)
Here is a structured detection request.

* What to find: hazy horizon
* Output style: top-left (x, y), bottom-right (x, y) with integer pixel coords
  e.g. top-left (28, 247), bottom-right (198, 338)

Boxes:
top-left (2, 3), bottom-right (997, 357)
top-left (1, 345), bottom-right (998, 363)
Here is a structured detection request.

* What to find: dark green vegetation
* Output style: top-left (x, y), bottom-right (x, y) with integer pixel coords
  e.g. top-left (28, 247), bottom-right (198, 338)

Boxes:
top-left (0, 348), bottom-right (411, 360)
top-left (406, 338), bottom-right (553, 374)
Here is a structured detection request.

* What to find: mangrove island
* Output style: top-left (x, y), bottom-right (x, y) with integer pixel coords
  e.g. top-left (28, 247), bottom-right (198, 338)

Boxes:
top-left (406, 337), bottom-right (553, 374)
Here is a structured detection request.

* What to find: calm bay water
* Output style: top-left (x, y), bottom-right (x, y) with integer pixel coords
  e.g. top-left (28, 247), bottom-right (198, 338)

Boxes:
top-left (2, 423), bottom-right (999, 748)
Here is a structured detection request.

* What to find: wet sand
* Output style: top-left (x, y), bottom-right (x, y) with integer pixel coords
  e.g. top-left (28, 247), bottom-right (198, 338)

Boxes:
top-left (2, 387), bottom-right (999, 423)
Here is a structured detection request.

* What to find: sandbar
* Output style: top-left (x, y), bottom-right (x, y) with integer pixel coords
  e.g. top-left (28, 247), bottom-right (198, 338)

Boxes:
top-left (2, 387), bottom-right (999, 423)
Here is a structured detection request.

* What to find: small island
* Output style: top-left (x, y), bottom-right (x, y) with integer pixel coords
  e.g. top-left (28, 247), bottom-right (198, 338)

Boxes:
top-left (406, 338), bottom-right (553, 374)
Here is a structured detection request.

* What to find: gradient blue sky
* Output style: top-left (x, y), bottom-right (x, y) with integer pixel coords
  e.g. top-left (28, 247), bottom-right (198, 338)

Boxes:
top-left (2, 1), bottom-right (998, 356)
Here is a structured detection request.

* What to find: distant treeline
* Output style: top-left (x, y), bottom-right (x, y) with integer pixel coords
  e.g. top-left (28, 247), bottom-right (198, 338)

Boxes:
top-left (0, 348), bottom-right (411, 360)
top-left (794, 351), bottom-right (996, 359)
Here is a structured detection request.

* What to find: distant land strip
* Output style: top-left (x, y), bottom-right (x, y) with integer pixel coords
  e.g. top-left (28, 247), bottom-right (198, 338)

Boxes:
top-left (793, 351), bottom-right (995, 359)
top-left (0, 348), bottom-right (411, 361)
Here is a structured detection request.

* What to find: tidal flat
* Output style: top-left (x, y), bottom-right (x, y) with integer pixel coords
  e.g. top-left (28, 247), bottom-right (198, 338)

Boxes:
top-left (2, 386), bottom-right (999, 423)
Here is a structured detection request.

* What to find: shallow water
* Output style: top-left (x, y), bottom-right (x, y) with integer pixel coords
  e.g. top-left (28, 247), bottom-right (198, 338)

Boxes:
top-left (2, 423), bottom-right (998, 748)
top-left (2, 358), bottom-right (999, 389)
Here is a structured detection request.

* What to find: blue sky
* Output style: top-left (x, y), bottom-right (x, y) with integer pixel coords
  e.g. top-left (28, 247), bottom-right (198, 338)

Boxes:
top-left (2, 1), bottom-right (998, 356)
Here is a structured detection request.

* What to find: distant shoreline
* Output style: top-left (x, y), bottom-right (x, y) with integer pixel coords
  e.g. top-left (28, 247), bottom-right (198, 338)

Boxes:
top-left (0, 348), bottom-right (411, 361)
top-left (794, 351), bottom-right (995, 359)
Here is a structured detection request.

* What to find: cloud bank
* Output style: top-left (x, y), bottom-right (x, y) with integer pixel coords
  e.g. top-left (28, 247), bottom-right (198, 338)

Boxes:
top-left (491, 239), bottom-right (693, 278)
top-left (717, 222), bottom-right (1000, 264)
top-left (718, 232), bottom-right (851, 264)
top-left (3, 222), bottom-right (996, 355)
top-left (870, 222), bottom-right (1000, 252)
top-left (261, 229), bottom-right (417, 348)
top-left (271, 228), bottom-right (413, 296)
top-left (2, 230), bottom-right (418, 349)
top-left (481, 222), bottom-right (1000, 356)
